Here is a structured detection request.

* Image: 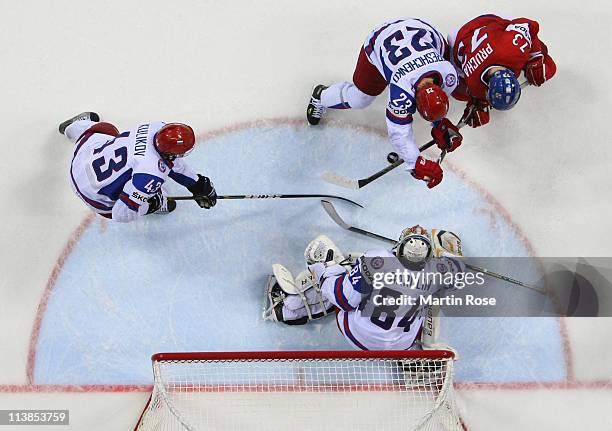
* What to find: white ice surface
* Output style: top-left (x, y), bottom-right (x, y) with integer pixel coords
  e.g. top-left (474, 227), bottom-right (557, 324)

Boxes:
top-left (0, 0), bottom-right (611, 429)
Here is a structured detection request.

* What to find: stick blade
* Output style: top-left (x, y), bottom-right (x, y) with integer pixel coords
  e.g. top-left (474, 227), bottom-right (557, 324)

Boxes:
top-left (321, 200), bottom-right (351, 229)
top-left (321, 171), bottom-right (360, 190)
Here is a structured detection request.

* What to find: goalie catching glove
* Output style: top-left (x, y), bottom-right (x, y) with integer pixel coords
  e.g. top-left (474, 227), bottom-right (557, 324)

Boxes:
top-left (304, 234), bottom-right (346, 265)
top-left (187, 174), bottom-right (217, 209)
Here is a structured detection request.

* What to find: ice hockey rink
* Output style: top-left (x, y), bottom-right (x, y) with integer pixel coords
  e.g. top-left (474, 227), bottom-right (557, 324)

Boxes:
top-left (1, 0), bottom-right (611, 429)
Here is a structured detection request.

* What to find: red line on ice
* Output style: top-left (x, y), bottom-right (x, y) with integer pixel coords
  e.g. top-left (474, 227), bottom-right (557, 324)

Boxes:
top-left (1, 380), bottom-right (611, 394)
top-left (26, 213), bottom-right (96, 385)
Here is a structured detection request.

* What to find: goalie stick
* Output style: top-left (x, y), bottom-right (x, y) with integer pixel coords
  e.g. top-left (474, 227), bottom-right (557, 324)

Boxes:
top-left (323, 81), bottom-right (529, 190)
top-left (169, 193), bottom-right (363, 208)
top-left (320, 200), bottom-right (545, 294)
top-left (321, 199), bottom-right (397, 244)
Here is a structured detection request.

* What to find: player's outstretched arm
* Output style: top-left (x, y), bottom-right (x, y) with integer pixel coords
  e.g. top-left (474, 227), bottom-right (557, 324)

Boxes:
top-left (386, 123), bottom-right (419, 171)
top-left (168, 159), bottom-right (217, 210)
top-left (384, 110), bottom-right (444, 189)
top-left (186, 175), bottom-right (217, 209)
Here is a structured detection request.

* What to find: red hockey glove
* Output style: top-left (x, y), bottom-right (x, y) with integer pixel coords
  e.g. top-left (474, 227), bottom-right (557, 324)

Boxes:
top-left (412, 156), bottom-right (443, 189)
top-left (431, 118), bottom-right (463, 152)
top-left (464, 99), bottom-right (490, 128)
top-left (525, 55), bottom-right (557, 87)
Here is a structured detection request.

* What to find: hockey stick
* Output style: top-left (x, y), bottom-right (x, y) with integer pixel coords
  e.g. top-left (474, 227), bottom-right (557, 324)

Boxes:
top-left (321, 116), bottom-right (467, 190)
top-left (320, 200), bottom-right (545, 294)
top-left (460, 263), bottom-right (545, 294)
top-left (169, 193), bottom-right (363, 208)
top-left (323, 81), bottom-right (529, 190)
top-left (321, 199), bottom-right (396, 244)
top-left (321, 136), bottom-right (445, 190)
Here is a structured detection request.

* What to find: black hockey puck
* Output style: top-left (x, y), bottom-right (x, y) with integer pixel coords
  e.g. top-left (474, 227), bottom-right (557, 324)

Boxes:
top-left (387, 152), bottom-right (399, 164)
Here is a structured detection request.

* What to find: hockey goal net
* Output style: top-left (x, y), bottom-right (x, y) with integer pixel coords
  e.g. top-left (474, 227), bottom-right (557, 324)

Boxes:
top-left (135, 350), bottom-right (462, 431)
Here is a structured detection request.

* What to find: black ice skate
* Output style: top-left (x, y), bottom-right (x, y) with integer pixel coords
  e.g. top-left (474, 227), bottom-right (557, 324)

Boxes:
top-left (262, 276), bottom-right (286, 323)
top-left (58, 112), bottom-right (100, 135)
top-left (306, 85), bottom-right (328, 125)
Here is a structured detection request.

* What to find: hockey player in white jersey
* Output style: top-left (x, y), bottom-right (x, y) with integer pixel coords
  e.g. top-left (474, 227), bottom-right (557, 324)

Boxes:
top-left (307, 18), bottom-right (463, 189)
top-left (59, 112), bottom-right (217, 222)
top-left (263, 226), bottom-right (464, 351)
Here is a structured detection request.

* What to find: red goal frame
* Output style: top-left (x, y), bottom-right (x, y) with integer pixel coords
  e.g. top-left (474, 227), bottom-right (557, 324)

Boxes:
top-left (135, 350), bottom-right (458, 430)
top-left (151, 350), bottom-right (455, 362)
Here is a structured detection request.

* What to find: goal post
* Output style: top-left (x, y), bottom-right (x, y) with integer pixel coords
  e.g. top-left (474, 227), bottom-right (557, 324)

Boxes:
top-left (135, 350), bottom-right (463, 431)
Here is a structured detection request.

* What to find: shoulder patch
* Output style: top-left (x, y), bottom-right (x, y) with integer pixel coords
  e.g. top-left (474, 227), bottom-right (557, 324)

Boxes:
top-left (436, 262), bottom-right (449, 274)
top-left (445, 73), bottom-right (457, 88)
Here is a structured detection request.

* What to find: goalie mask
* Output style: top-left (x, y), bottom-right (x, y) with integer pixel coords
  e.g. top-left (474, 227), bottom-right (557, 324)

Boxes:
top-left (394, 226), bottom-right (433, 268)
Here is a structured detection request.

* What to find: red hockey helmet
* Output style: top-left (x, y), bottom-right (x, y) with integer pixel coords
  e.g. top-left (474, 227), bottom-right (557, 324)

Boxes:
top-left (154, 123), bottom-right (196, 159)
top-left (415, 83), bottom-right (449, 122)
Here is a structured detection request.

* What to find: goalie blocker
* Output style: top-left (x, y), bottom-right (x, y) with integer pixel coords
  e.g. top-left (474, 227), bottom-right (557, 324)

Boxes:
top-left (263, 229), bottom-right (463, 353)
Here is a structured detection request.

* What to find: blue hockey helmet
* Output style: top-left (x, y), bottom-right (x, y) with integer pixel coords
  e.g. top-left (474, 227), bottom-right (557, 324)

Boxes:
top-left (487, 69), bottom-right (521, 110)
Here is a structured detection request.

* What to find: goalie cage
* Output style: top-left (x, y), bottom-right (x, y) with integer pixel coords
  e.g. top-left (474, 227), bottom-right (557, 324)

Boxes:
top-left (135, 350), bottom-right (464, 431)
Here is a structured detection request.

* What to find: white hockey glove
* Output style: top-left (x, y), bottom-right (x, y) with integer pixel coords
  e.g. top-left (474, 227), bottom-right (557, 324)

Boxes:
top-left (304, 235), bottom-right (345, 265)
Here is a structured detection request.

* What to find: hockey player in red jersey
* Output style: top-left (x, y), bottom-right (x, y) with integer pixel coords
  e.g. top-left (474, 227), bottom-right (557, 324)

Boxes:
top-left (448, 14), bottom-right (557, 127)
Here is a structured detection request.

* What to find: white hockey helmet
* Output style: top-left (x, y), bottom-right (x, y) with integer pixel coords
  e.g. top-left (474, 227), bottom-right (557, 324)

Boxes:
top-left (394, 226), bottom-right (433, 266)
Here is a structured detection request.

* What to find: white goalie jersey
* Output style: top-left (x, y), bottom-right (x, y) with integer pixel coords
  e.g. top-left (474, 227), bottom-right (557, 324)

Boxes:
top-left (310, 248), bottom-right (463, 351)
top-left (265, 231), bottom-right (465, 351)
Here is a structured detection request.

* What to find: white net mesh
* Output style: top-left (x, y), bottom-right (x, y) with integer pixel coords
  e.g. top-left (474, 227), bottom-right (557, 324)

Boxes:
top-left (135, 351), bottom-right (462, 431)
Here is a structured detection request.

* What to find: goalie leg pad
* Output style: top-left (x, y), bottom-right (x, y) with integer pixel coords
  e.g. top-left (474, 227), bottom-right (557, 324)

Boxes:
top-left (419, 303), bottom-right (460, 360)
top-left (263, 267), bottom-right (335, 325)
